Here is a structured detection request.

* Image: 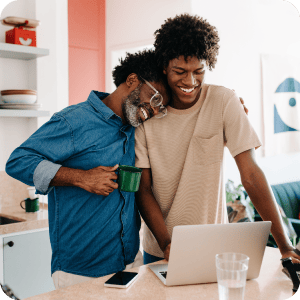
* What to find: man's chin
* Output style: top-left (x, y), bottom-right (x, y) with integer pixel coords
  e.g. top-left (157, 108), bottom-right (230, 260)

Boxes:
top-left (130, 120), bottom-right (142, 128)
top-left (125, 116), bottom-right (142, 127)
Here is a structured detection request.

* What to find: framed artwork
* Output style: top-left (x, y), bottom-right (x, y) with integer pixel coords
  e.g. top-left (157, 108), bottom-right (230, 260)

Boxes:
top-left (261, 54), bottom-right (300, 156)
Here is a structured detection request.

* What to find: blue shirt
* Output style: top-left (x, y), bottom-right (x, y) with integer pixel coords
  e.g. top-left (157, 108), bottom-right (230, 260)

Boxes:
top-left (6, 91), bottom-right (141, 277)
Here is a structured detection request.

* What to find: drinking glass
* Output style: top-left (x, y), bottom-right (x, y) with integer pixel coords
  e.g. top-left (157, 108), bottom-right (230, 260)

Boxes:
top-left (215, 253), bottom-right (249, 300)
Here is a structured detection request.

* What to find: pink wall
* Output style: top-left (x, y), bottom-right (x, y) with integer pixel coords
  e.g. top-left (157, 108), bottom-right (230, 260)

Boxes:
top-left (68, 0), bottom-right (105, 105)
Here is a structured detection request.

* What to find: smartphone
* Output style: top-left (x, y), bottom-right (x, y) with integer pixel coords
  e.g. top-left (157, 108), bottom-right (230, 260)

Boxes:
top-left (104, 271), bottom-right (138, 288)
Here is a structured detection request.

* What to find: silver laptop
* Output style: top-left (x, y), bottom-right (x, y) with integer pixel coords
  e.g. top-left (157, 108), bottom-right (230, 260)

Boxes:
top-left (149, 221), bottom-right (271, 286)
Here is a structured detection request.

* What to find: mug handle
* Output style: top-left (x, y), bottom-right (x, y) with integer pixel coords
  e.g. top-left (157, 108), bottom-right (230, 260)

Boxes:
top-left (20, 200), bottom-right (25, 209)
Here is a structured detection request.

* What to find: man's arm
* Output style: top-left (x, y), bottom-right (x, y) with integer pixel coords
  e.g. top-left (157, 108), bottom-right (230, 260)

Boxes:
top-left (136, 168), bottom-right (171, 260)
top-left (6, 114), bottom-right (118, 197)
top-left (50, 165), bottom-right (118, 196)
top-left (235, 149), bottom-right (300, 262)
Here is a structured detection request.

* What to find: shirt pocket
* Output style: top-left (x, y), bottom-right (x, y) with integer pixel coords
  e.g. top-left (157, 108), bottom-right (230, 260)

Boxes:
top-left (192, 135), bottom-right (222, 166)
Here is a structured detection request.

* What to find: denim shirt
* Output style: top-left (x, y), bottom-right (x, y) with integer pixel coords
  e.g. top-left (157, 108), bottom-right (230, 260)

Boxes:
top-left (6, 91), bottom-right (141, 277)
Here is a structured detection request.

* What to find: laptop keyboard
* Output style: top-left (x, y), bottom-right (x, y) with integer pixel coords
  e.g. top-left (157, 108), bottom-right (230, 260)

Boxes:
top-left (159, 271), bottom-right (167, 279)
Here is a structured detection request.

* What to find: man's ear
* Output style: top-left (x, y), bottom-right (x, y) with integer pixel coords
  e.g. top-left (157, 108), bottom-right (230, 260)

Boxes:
top-left (163, 68), bottom-right (167, 75)
top-left (126, 73), bottom-right (140, 89)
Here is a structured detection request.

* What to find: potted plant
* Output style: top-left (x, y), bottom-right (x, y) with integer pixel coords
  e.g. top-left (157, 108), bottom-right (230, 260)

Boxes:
top-left (225, 179), bottom-right (297, 247)
top-left (225, 179), bottom-right (254, 222)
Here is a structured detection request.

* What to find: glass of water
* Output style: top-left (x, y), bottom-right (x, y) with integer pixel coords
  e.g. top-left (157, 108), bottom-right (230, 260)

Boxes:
top-left (215, 253), bottom-right (249, 300)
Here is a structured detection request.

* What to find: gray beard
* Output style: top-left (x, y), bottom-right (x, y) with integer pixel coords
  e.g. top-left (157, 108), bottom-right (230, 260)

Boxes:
top-left (122, 85), bottom-right (143, 127)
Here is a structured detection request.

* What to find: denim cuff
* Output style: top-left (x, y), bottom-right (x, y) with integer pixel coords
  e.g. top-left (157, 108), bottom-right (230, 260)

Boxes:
top-left (33, 160), bottom-right (62, 195)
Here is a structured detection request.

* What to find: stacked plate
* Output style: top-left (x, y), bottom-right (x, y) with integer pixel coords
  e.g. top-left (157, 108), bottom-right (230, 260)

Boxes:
top-left (0, 90), bottom-right (41, 110)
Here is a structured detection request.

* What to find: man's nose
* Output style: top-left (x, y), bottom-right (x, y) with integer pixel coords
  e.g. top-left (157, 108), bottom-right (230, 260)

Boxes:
top-left (182, 73), bottom-right (196, 86)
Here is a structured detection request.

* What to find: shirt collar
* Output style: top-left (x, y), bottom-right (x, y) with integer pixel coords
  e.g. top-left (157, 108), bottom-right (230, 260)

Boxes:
top-left (88, 90), bottom-right (115, 120)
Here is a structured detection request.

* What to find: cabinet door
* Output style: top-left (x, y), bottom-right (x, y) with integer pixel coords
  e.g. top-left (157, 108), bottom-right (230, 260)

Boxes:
top-left (3, 229), bottom-right (55, 299)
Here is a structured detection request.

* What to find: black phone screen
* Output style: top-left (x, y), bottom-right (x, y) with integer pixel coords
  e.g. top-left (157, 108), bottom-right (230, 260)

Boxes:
top-left (105, 271), bottom-right (138, 286)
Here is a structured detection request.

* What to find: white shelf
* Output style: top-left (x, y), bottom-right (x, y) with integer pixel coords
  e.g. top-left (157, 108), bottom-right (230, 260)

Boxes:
top-left (0, 109), bottom-right (50, 117)
top-left (0, 43), bottom-right (49, 60)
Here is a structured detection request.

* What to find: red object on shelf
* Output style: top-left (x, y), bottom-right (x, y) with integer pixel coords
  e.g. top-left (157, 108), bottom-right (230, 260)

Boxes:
top-left (5, 27), bottom-right (36, 47)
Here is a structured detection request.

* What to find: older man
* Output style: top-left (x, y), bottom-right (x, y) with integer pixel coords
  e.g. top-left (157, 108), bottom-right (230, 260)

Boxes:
top-left (5, 49), bottom-right (169, 289)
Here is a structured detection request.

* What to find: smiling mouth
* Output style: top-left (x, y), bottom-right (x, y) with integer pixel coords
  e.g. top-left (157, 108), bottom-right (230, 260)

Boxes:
top-left (138, 103), bottom-right (155, 122)
top-left (179, 86), bottom-right (198, 94)
top-left (140, 107), bottom-right (149, 120)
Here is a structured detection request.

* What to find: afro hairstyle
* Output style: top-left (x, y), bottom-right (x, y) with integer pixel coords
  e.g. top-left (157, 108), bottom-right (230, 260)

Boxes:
top-left (154, 14), bottom-right (220, 70)
top-left (112, 49), bottom-right (164, 87)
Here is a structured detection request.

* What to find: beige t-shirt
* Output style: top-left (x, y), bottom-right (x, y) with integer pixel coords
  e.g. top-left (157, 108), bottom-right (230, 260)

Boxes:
top-left (135, 84), bottom-right (262, 257)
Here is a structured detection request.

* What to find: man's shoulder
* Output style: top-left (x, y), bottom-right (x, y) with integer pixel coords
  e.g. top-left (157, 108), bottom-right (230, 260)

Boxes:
top-left (54, 101), bottom-right (88, 119)
top-left (205, 84), bottom-right (235, 99)
top-left (48, 102), bottom-right (92, 132)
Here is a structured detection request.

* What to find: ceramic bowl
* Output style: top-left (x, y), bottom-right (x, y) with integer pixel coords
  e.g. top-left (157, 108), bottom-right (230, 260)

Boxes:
top-left (1, 94), bottom-right (37, 104)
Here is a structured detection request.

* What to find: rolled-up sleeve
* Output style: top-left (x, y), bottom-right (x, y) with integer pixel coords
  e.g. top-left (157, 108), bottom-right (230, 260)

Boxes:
top-left (5, 114), bottom-right (75, 194)
top-left (33, 160), bottom-right (62, 194)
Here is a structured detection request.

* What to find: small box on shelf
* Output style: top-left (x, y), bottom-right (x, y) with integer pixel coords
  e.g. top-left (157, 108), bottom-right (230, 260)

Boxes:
top-left (6, 27), bottom-right (36, 47)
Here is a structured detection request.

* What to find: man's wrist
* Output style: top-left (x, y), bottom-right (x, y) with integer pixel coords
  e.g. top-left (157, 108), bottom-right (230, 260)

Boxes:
top-left (160, 239), bottom-right (171, 252)
top-left (278, 242), bottom-right (294, 255)
top-left (72, 169), bottom-right (86, 189)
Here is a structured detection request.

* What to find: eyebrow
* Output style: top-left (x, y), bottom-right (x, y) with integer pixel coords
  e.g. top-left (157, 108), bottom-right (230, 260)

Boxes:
top-left (172, 66), bottom-right (205, 71)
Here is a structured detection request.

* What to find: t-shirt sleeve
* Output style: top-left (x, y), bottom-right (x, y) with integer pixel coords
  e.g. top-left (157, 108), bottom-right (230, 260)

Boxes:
top-left (223, 91), bottom-right (262, 157)
top-left (135, 124), bottom-right (151, 168)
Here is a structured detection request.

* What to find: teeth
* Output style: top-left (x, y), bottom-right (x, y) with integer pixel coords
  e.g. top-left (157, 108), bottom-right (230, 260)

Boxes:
top-left (180, 86), bottom-right (197, 93)
top-left (141, 108), bottom-right (148, 120)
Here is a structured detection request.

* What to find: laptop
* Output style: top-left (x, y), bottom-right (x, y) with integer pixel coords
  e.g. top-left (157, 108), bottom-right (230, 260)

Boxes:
top-left (149, 221), bottom-right (271, 286)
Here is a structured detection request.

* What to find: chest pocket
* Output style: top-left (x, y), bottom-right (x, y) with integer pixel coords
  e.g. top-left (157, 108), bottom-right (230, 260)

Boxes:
top-left (192, 135), bottom-right (222, 166)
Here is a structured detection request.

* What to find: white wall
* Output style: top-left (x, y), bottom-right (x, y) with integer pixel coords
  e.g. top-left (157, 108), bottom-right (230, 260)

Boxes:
top-left (106, 0), bottom-right (192, 92)
top-left (0, 0), bottom-right (68, 171)
top-left (190, 0), bottom-right (300, 185)
top-left (107, 0), bottom-right (300, 186)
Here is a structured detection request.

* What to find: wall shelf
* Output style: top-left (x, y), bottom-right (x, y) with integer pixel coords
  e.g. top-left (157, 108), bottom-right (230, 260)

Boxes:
top-left (0, 110), bottom-right (50, 117)
top-left (0, 43), bottom-right (49, 60)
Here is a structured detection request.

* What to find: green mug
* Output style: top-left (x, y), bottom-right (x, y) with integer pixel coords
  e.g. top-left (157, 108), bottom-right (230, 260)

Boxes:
top-left (118, 165), bottom-right (142, 192)
top-left (20, 198), bottom-right (39, 213)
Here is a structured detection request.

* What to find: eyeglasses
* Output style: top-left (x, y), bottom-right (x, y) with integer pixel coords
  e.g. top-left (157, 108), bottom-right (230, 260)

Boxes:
top-left (140, 77), bottom-right (167, 119)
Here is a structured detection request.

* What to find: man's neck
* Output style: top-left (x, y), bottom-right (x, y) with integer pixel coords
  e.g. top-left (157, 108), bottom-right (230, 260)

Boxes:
top-left (102, 89), bottom-right (126, 124)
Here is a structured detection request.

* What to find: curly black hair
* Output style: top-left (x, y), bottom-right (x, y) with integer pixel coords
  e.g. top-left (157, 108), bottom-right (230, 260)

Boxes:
top-left (112, 49), bottom-right (164, 87)
top-left (154, 14), bottom-right (220, 70)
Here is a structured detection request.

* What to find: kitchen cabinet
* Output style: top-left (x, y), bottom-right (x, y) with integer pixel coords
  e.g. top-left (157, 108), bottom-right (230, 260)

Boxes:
top-left (0, 228), bottom-right (55, 299)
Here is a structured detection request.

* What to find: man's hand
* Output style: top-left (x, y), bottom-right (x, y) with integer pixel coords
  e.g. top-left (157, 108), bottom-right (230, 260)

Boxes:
top-left (281, 247), bottom-right (300, 296)
top-left (232, 89), bottom-right (248, 115)
top-left (239, 97), bottom-right (248, 115)
top-left (82, 164), bottom-right (119, 196)
top-left (281, 248), bottom-right (300, 265)
top-left (163, 242), bottom-right (171, 261)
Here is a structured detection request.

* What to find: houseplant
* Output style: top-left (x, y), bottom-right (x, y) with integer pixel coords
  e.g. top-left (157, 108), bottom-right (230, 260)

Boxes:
top-left (225, 179), bottom-right (254, 222)
top-left (225, 179), bottom-right (297, 247)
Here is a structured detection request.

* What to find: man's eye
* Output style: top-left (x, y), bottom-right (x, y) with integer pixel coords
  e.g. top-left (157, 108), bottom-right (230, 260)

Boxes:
top-left (195, 70), bottom-right (205, 75)
top-left (175, 71), bottom-right (184, 75)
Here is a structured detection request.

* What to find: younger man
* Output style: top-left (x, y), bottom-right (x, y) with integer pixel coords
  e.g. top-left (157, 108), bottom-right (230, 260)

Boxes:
top-left (135, 14), bottom-right (300, 264)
